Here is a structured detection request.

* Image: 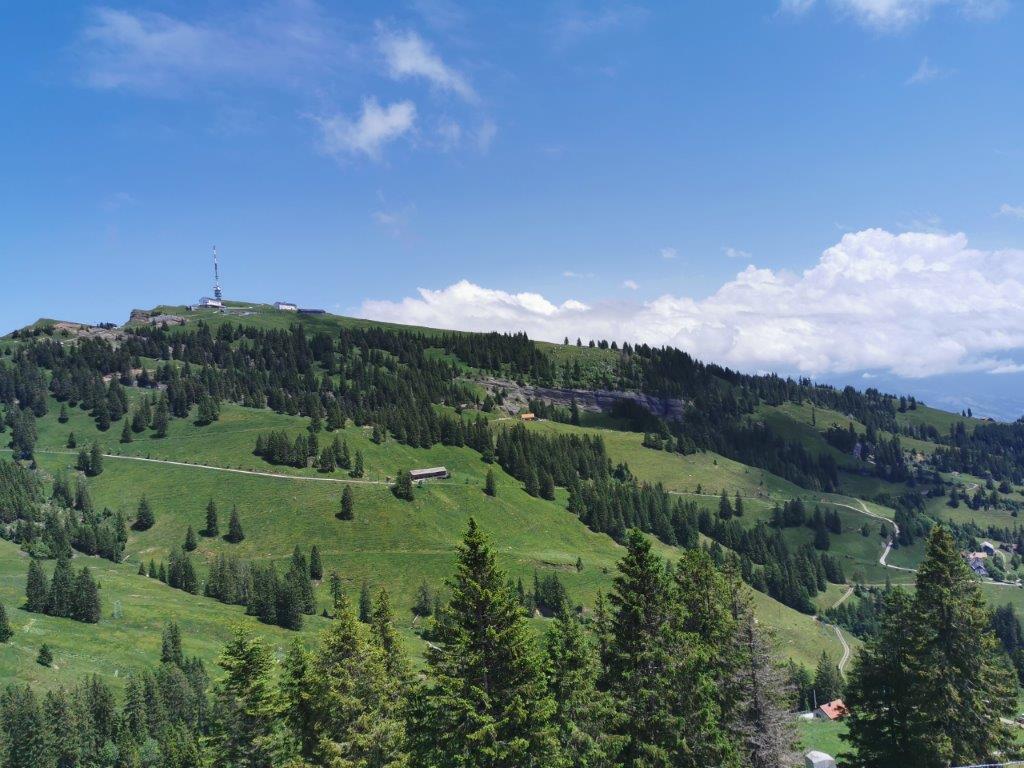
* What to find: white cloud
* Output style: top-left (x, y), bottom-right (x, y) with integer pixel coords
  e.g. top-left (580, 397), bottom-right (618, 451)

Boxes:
top-left (550, 4), bottom-right (649, 47)
top-left (660, 247), bottom-right (678, 260)
top-left (475, 119), bottom-right (498, 153)
top-left (78, 4), bottom-right (336, 93)
top-left (723, 246), bottom-right (752, 260)
top-left (563, 270), bottom-right (595, 279)
top-left (781, 0), bottom-right (1007, 30)
top-left (314, 98), bottom-right (416, 160)
top-left (623, 279), bottom-right (639, 290)
top-left (377, 28), bottom-right (476, 102)
top-left (906, 57), bottom-right (940, 85)
top-left (357, 229), bottom-right (1024, 378)
top-left (998, 203), bottom-right (1024, 219)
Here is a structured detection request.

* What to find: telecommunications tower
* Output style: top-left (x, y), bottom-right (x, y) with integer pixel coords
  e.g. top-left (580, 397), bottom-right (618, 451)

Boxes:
top-left (212, 246), bottom-right (223, 301)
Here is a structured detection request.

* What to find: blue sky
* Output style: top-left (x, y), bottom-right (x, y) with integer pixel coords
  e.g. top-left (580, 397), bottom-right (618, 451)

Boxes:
top-left (2, 1), bottom-right (1024, 417)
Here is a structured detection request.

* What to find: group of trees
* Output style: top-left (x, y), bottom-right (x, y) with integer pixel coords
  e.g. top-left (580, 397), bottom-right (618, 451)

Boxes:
top-left (25, 558), bottom-right (100, 624)
top-left (843, 526), bottom-right (1018, 767)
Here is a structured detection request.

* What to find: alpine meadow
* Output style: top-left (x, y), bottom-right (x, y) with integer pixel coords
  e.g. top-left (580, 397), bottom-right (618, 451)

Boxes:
top-left (4, 2), bottom-right (1024, 767)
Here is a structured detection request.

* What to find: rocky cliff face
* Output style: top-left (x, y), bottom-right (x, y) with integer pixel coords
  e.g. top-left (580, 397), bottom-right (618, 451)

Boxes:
top-left (479, 377), bottom-right (687, 420)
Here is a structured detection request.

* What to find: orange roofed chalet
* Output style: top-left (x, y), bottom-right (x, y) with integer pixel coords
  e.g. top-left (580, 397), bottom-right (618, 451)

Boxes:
top-left (814, 699), bottom-right (849, 721)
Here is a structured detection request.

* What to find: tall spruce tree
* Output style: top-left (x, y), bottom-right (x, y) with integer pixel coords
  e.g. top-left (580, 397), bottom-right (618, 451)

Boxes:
top-left (545, 607), bottom-right (621, 767)
top-left (25, 559), bottom-right (48, 613)
top-left (813, 651), bottom-right (842, 704)
top-left (134, 496), bottom-right (155, 531)
top-left (209, 628), bottom-right (287, 767)
top-left (309, 545), bottom-right (323, 581)
top-left (358, 580), bottom-right (373, 623)
top-left (226, 507), bottom-right (244, 543)
top-left (0, 602), bottom-right (12, 643)
top-left (339, 485), bottom-right (354, 520)
top-left (1, 685), bottom-right (49, 768)
top-left (408, 517), bottom-right (557, 766)
top-left (205, 499), bottom-right (219, 537)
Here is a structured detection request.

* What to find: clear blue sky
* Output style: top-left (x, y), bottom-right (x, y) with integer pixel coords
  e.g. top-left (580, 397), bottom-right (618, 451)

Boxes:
top-left (3, 2), bottom-right (1024, 416)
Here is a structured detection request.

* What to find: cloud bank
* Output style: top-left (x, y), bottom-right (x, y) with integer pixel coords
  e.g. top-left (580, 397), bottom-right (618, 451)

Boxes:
top-left (358, 229), bottom-right (1024, 378)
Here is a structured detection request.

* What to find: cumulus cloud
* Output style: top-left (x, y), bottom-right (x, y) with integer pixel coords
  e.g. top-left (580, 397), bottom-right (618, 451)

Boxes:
top-left (357, 229), bottom-right (1024, 378)
top-left (998, 203), bottom-right (1024, 219)
top-left (377, 27), bottom-right (476, 102)
top-left (314, 99), bottom-right (416, 160)
top-left (781, 0), bottom-right (1007, 30)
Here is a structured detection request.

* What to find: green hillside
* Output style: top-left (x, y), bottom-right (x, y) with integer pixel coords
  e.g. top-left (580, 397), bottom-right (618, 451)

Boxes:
top-left (2, 300), bottom-right (1019, 704)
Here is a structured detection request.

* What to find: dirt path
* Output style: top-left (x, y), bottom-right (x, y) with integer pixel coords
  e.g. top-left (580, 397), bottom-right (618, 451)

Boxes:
top-left (29, 449), bottom-right (391, 486)
top-left (832, 624), bottom-right (851, 672)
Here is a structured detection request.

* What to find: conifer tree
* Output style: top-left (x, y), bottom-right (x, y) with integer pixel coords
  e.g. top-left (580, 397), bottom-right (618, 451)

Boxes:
top-left (408, 518), bottom-right (557, 766)
top-left (813, 651), bottom-right (842, 704)
top-left (205, 498), bottom-right (219, 537)
top-left (370, 587), bottom-right (409, 681)
top-left (138, 561), bottom-right (146, 576)
top-left (338, 485), bottom-right (354, 520)
top-left (0, 602), bottom-right (12, 643)
top-left (25, 559), bottom-right (49, 613)
top-left (120, 418), bottom-right (133, 444)
top-left (37, 643), bottom-right (53, 667)
top-left (161, 621), bottom-right (184, 667)
top-left (47, 557), bottom-right (75, 618)
top-left (484, 468), bottom-right (497, 497)
top-left (133, 496), bottom-right (155, 531)
top-left (734, 492), bottom-right (744, 517)
top-left (1, 685), bottom-right (49, 768)
top-left (89, 441), bottom-right (103, 476)
top-left (184, 525), bottom-right (198, 552)
top-left (545, 607), bottom-right (621, 767)
top-left (358, 581), bottom-right (373, 623)
top-left (718, 489), bottom-right (733, 519)
top-left (67, 431), bottom-right (76, 449)
top-left (412, 581), bottom-right (433, 617)
top-left (392, 469), bottom-right (414, 501)
top-left (148, 559), bottom-right (157, 579)
top-left (842, 588), bottom-right (920, 767)
top-left (58, 403), bottom-right (69, 423)
top-left (72, 566), bottom-right (101, 623)
top-left (226, 506), bottom-right (244, 543)
top-left (309, 545), bottom-right (322, 581)
top-left (350, 450), bottom-right (364, 478)
top-left (209, 628), bottom-right (287, 767)
top-left (731, 613), bottom-right (798, 768)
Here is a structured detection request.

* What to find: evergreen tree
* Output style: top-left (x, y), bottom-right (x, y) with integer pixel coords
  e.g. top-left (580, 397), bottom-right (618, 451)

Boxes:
top-left (162, 621), bottom-right (185, 667)
top-left (731, 613), bottom-right (798, 768)
top-left (413, 581), bottom-right (434, 618)
top-left (89, 441), bottom-right (103, 476)
top-left (72, 566), bottom-right (101, 623)
top-left (46, 557), bottom-right (75, 618)
top-left (338, 485), bottom-right (354, 520)
top-left (37, 643), bottom-right (53, 667)
top-left (370, 587), bottom-right (409, 681)
top-left (134, 496), bottom-right (155, 531)
top-left (718, 489), bottom-right (733, 519)
top-left (392, 469), bottom-right (414, 501)
top-left (350, 450), bottom-right (364, 478)
top-left (67, 431), bottom-right (76, 449)
top-left (358, 581), bottom-right (373, 623)
top-left (209, 628), bottom-right (287, 767)
top-left (813, 652), bottom-right (842, 703)
top-left (120, 418), bottom-right (133, 444)
top-left (58, 403), bottom-right (69, 423)
top-left (25, 559), bottom-right (49, 613)
top-left (0, 603), bottom-right (12, 643)
top-left (734, 492), bottom-right (744, 518)
top-left (226, 507), bottom-right (244, 543)
top-left (200, 499), bottom-right (219, 539)
top-left (408, 518), bottom-right (557, 766)
top-left (1, 685), bottom-right (49, 768)
top-left (842, 589), bottom-right (921, 767)
top-left (309, 545), bottom-right (323, 581)
top-left (484, 468), bottom-right (497, 497)
top-left (545, 607), bottom-right (621, 767)
top-left (184, 525), bottom-right (198, 552)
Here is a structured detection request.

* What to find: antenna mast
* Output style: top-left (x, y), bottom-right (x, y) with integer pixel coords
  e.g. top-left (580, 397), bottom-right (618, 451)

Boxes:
top-left (212, 246), bottom-right (223, 301)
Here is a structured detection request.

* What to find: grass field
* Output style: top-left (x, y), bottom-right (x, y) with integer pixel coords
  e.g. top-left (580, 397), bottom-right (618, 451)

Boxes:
top-left (1, 396), bottom-right (859, 690)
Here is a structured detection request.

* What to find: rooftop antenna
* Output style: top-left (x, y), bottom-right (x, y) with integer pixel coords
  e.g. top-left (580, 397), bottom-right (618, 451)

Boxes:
top-left (212, 245), bottom-right (223, 301)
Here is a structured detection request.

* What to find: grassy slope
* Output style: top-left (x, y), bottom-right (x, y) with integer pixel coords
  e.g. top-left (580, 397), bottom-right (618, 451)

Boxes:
top-left (1, 396), bottom-right (850, 690)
